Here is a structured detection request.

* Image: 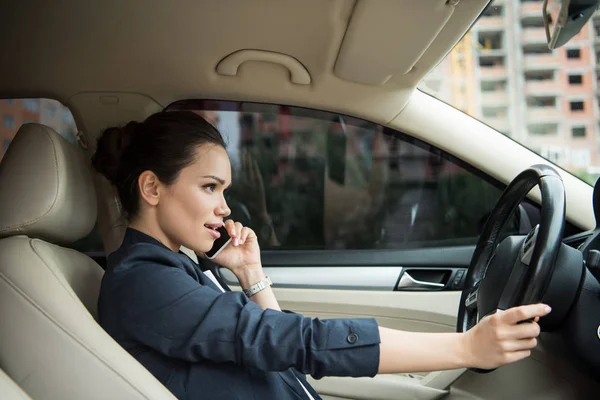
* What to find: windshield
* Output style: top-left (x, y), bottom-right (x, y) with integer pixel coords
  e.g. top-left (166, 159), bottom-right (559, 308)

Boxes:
top-left (419, 0), bottom-right (600, 186)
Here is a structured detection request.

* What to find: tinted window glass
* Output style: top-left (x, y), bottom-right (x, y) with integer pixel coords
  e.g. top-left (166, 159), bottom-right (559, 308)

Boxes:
top-left (168, 101), bottom-right (522, 251)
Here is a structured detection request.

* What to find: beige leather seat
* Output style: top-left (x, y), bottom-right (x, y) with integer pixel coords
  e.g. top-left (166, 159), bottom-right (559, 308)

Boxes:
top-left (0, 124), bottom-right (176, 399)
top-left (0, 368), bottom-right (32, 400)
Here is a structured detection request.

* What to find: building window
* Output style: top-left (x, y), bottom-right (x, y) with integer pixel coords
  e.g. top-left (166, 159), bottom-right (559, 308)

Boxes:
top-left (524, 70), bottom-right (553, 81)
top-left (568, 74), bottom-right (583, 84)
top-left (529, 123), bottom-right (558, 135)
top-left (523, 43), bottom-right (551, 55)
top-left (481, 80), bottom-right (507, 92)
top-left (2, 115), bottom-right (15, 129)
top-left (570, 101), bottom-right (584, 111)
top-left (572, 126), bottom-right (586, 137)
top-left (527, 96), bottom-right (556, 108)
top-left (567, 49), bottom-right (581, 59)
top-left (478, 31), bottom-right (504, 50)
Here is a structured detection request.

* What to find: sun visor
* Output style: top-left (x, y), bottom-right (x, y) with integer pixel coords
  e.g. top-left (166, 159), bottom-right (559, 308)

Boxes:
top-left (334, 0), bottom-right (456, 85)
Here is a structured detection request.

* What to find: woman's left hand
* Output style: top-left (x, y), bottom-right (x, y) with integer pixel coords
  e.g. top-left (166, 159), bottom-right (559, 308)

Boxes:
top-left (209, 219), bottom-right (262, 277)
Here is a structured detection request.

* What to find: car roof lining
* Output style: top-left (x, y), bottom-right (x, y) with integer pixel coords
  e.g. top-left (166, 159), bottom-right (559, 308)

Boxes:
top-left (0, 0), bottom-right (490, 124)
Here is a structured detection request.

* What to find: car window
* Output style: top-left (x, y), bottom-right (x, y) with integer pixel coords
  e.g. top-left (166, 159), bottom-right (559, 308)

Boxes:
top-left (167, 100), bottom-right (522, 251)
top-left (0, 98), bottom-right (104, 255)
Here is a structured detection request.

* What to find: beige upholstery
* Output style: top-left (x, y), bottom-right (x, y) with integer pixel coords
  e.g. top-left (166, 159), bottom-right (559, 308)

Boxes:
top-left (0, 124), bottom-right (97, 244)
top-left (0, 124), bottom-right (176, 399)
top-left (0, 369), bottom-right (31, 400)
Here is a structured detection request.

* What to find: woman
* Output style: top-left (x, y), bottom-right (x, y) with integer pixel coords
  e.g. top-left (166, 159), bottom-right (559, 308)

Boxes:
top-left (93, 110), bottom-right (551, 400)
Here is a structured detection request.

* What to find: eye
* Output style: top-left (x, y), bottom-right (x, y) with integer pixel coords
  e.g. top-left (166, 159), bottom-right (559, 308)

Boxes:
top-left (202, 183), bottom-right (217, 192)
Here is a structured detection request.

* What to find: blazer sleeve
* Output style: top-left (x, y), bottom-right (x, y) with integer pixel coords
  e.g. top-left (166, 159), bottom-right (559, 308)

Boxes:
top-left (114, 249), bottom-right (381, 379)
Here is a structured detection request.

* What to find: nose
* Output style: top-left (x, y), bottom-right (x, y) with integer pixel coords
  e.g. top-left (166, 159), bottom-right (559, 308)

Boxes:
top-left (216, 195), bottom-right (231, 217)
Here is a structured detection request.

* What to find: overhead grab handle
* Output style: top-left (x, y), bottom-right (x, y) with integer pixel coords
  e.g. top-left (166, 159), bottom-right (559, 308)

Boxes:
top-left (216, 49), bottom-right (311, 85)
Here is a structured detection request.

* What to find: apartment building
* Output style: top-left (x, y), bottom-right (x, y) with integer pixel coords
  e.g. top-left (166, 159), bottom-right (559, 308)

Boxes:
top-left (422, 0), bottom-right (600, 177)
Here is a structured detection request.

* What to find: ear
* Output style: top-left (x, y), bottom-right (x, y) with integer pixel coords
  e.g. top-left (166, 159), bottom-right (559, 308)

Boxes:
top-left (137, 171), bottom-right (161, 207)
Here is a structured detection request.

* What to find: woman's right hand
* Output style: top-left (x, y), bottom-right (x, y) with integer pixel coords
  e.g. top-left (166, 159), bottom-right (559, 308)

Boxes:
top-left (462, 303), bottom-right (552, 370)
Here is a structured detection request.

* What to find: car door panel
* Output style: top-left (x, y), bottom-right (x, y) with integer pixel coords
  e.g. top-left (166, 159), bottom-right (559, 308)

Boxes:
top-left (219, 244), bottom-right (469, 335)
top-left (219, 246), bottom-right (474, 291)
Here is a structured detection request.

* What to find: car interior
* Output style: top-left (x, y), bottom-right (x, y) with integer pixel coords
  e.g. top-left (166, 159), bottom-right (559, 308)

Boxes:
top-left (1, 0), bottom-right (600, 399)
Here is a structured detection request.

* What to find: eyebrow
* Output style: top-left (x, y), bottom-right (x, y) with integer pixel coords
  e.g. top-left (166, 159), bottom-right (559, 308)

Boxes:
top-left (202, 175), bottom-right (226, 185)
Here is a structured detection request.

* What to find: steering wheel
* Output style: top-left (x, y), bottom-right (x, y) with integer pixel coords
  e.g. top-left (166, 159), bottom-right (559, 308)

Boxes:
top-left (457, 164), bottom-right (566, 373)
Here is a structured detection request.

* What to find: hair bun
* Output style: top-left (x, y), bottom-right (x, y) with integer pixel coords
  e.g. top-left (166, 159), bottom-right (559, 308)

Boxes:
top-left (91, 121), bottom-right (139, 186)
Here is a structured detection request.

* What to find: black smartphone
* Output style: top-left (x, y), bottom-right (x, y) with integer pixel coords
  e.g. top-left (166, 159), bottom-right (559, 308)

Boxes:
top-left (205, 225), bottom-right (232, 259)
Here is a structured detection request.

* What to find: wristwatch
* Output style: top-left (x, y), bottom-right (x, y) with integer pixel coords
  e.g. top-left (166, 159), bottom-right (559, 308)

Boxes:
top-left (243, 276), bottom-right (272, 298)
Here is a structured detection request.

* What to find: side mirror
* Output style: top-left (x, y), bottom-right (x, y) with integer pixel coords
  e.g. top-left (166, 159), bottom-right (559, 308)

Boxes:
top-left (543, 0), bottom-right (599, 49)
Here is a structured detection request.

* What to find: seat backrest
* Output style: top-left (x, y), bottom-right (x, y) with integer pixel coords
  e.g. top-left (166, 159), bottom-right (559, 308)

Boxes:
top-left (0, 124), bottom-right (176, 400)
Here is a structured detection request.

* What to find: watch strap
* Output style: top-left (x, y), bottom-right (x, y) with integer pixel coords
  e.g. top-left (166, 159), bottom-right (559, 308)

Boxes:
top-left (242, 276), bottom-right (272, 298)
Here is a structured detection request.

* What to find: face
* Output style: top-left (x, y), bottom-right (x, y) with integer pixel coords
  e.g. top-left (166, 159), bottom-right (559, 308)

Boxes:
top-left (155, 144), bottom-right (232, 253)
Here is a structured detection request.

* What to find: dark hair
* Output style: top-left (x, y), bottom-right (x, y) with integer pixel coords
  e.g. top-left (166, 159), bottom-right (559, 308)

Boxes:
top-left (92, 110), bottom-right (226, 218)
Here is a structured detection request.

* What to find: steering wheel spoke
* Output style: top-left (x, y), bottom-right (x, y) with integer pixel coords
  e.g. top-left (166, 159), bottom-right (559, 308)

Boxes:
top-left (464, 285), bottom-right (479, 312)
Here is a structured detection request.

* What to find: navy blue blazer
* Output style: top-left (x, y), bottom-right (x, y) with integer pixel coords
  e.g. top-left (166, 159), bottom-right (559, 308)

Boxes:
top-left (99, 228), bottom-right (380, 399)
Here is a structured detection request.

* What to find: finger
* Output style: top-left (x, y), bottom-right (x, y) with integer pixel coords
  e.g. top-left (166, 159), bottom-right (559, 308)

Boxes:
top-left (502, 338), bottom-right (538, 352)
top-left (233, 222), bottom-right (244, 246)
top-left (224, 219), bottom-right (237, 239)
top-left (502, 304), bottom-right (551, 325)
top-left (239, 226), bottom-right (253, 244)
top-left (504, 350), bottom-right (532, 365)
top-left (506, 321), bottom-right (541, 340)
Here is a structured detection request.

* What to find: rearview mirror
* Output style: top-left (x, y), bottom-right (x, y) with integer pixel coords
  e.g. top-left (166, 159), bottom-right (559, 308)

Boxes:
top-left (543, 0), bottom-right (599, 49)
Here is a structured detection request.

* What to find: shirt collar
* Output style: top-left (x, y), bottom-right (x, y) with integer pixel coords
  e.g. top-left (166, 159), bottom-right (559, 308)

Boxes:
top-left (122, 227), bottom-right (210, 269)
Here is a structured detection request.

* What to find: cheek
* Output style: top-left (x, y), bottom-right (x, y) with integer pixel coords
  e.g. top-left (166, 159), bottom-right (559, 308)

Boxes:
top-left (182, 189), bottom-right (218, 220)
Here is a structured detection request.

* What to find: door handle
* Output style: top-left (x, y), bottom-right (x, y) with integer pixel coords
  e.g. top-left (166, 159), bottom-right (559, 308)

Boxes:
top-left (397, 271), bottom-right (446, 290)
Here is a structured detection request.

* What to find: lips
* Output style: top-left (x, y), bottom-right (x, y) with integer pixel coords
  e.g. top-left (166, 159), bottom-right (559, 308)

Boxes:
top-left (204, 223), bottom-right (222, 239)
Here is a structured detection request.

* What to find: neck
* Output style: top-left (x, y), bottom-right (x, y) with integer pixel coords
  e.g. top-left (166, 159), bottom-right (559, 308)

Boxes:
top-left (129, 218), bottom-right (180, 252)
